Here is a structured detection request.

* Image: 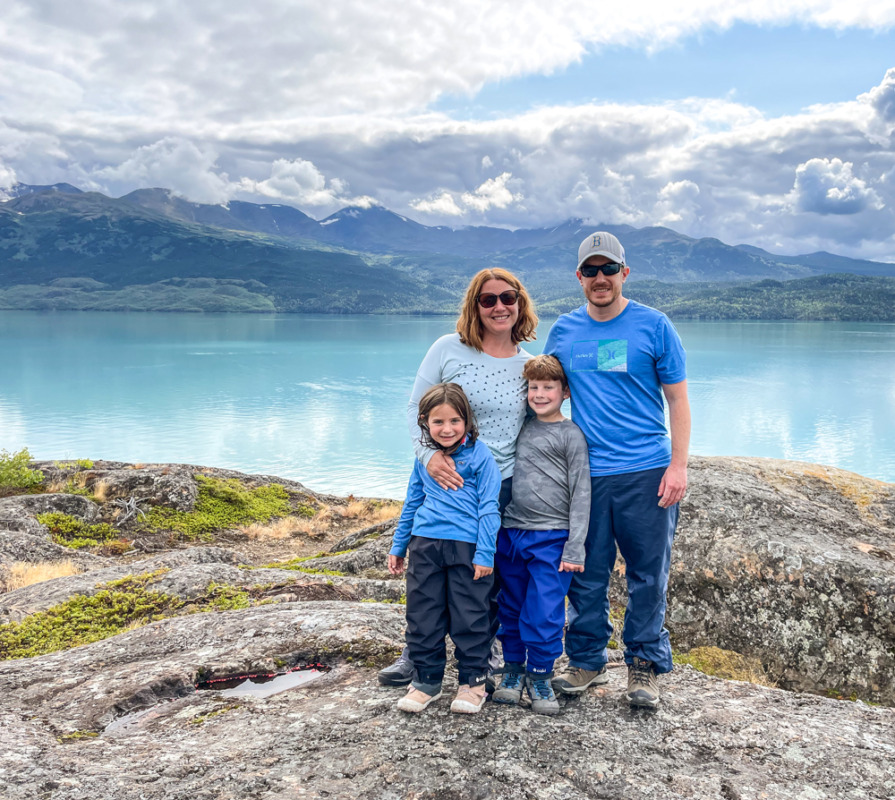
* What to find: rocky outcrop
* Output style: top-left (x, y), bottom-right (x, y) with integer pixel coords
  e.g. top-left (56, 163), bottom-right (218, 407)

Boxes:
top-left (665, 457), bottom-right (895, 704)
top-left (0, 602), bottom-right (892, 800)
top-left (1, 456), bottom-right (894, 797)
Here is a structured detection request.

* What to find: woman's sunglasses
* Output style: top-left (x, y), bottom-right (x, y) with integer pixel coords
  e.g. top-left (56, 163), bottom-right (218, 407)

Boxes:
top-left (477, 290), bottom-right (519, 308)
top-left (579, 262), bottom-right (624, 277)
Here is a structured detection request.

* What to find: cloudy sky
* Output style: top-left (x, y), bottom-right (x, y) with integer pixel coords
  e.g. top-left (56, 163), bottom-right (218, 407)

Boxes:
top-left (3, 1), bottom-right (895, 260)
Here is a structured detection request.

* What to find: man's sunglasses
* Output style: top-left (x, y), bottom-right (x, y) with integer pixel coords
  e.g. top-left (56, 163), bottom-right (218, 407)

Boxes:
top-left (477, 290), bottom-right (519, 308)
top-left (579, 262), bottom-right (624, 277)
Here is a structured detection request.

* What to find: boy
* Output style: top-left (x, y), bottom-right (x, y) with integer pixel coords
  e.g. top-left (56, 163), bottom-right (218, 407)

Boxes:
top-left (494, 354), bottom-right (591, 715)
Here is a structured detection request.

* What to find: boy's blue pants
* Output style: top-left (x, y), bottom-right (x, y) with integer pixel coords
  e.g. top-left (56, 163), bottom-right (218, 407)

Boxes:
top-left (496, 527), bottom-right (572, 674)
top-left (565, 467), bottom-right (678, 674)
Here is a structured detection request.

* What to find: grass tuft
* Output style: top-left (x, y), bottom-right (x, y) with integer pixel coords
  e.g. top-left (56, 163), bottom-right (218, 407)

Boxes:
top-left (4, 560), bottom-right (83, 592)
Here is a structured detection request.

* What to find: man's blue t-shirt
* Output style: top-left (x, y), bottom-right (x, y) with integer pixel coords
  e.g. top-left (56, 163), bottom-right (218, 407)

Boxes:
top-left (545, 301), bottom-right (686, 476)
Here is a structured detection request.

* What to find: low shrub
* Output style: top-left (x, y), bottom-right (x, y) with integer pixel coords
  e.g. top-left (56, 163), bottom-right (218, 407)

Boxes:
top-left (0, 448), bottom-right (44, 490)
top-left (145, 476), bottom-right (293, 540)
top-left (36, 512), bottom-right (119, 549)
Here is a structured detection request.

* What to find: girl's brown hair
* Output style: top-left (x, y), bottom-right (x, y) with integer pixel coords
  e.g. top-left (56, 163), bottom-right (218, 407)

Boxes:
top-left (417, 382), bottom-right (478, 452)
top-left (456, 268), bottom-right (538, 351)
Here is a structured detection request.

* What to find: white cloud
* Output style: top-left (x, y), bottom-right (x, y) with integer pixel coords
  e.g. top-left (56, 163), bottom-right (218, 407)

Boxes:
top-left (2, 4), bottom-right (895, 258)
top-left (791, 157), bottom-right (882, 215)
top-left (95, 138), bottom-right (231, 204)
top-left (460, 172), bottom-right (520, 212)
top-left (863, 67), bottom-right (895, 123)
top-left (239, 158), bottom-right (350, 208)
top-left (411, 192), bottom-right (465, 217)
top-left (0, 162), bottom-right (17, 193)
top-left (5, 1), bottom-right (895, 125)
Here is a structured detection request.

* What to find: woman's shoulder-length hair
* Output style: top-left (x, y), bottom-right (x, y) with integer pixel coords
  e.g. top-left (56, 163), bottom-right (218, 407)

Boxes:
top-left (456, 268), bottom-right (538, 351)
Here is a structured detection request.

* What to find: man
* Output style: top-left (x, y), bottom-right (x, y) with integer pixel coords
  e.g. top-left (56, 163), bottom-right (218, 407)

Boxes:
top-left (545, 231), bottom-right (690, 708)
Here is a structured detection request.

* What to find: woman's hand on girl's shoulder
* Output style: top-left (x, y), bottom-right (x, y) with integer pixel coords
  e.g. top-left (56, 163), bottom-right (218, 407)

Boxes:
top-left (388, 554), bottom-right (405, 575)
top-left (473, 564), bottom-right (493, 580)
top-left (427, 450), bottom-right (464, 491)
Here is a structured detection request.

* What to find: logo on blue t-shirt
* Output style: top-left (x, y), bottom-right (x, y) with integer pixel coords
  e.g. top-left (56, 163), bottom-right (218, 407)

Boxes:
top-left (570, 339), bottom-right (628, 372)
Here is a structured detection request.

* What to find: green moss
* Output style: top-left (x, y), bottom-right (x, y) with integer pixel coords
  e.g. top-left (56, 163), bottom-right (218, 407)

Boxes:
top-left (0, 583), bottom-right (181, 659)
top-left (190, 704), bottom-right (240, 725)
top-left (58, 730), bottom-right (100, 742)
top-left (0, 448), bottom-right (44, 489)
top-left (54, 459), bottom-right (94, 470)
top-left (289, 567), bottom-right (347, 577)
top-left (0, 570), bottom-right (255, 661)
top-left (144, 476), bottom-right (292, 540)
top-left (37, 512), bottom-right (121, 549)
top-left (673, 646), bottom-right (775, 687)
top-left (202, 582), bottom-right (251, 611)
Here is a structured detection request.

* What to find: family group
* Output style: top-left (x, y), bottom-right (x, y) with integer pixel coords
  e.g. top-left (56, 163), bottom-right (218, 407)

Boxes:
top-left (383, 230), bottom-right (690, 717)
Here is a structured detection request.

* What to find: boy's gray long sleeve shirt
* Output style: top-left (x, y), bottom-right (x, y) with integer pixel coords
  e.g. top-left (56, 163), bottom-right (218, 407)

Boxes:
top-left (501, 417), bottom-right (591, 565)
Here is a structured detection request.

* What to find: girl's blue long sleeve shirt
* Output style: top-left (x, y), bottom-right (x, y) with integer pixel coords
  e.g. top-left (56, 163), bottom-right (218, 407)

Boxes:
top-left (390, 438), bottom-right (502, 568)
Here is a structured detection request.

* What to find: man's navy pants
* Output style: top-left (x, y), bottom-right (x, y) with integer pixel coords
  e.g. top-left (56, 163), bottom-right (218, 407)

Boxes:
top-left (565, 467), bottom-right (679, 674)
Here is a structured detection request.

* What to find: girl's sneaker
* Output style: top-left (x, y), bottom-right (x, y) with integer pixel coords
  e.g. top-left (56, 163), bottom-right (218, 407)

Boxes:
top-left (493, 665), bottom-right (525, 705)
top-left (450, 684), bottom-right (487, 714)
top-left (526, 675), bottom-right (560, 716)
top-left (397, 686), bottom-right (442, 713)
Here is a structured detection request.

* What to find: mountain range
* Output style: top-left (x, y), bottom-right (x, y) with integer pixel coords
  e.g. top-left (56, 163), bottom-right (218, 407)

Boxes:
top-left (1, 183), bottom-right (893, 317)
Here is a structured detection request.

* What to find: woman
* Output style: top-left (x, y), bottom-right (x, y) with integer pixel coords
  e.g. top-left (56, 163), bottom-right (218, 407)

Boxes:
top-left (379, 267), bottom-right (538, 686)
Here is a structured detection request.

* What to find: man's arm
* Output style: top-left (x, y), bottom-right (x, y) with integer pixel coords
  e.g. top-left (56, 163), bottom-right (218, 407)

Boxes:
top-left (658, 379), bottom-right (690, 508)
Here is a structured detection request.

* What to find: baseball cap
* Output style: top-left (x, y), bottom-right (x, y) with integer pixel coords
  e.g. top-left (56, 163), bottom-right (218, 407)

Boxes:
top-left (576, 232), bottom-right (625, 271)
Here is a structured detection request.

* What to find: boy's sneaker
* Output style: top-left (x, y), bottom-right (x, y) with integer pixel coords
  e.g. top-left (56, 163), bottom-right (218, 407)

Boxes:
top-left (492, 664), bottom-right (525, 705)
top-left (626, 657), bottom-right (660, 708)
top-left (396, 686), bottom-right (442, 713)
top-left (551, 665), bottom-right (609, 695)
top-left (378, 647), bottom-right (414, 686)
top-left (526, 675), bottom-right (560, 716)
top-left (450, 684), bottom-right (487, 714)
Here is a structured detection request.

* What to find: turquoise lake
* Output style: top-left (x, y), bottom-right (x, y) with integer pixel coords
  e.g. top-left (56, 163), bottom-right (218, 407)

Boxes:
top-left (1, 311), bottom-right (893, 498)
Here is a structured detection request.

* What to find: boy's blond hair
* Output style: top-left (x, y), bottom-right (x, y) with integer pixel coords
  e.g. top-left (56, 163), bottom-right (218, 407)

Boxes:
top-left (523, 354), bottom-right (568, 390)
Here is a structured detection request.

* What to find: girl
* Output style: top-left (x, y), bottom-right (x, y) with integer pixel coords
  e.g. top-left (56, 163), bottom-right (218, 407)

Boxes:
top-left (388, 382), bottom-right (502, 714)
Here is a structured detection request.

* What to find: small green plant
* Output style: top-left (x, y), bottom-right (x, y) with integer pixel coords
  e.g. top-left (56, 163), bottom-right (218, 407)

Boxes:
top-left (54, 459), bottom-right (94, 470)
top-left (190, 704), bottom-right (240, 725)
top-left (202, 582), bottom-right (251, 611)
top-left (0, 448), bottom-right (44, 489)
top-left (0, 580), bottom-right (181, 659)
top-left (287, 566), bottom-right (347, 577)
top-left (58, 730), bottom-right (100, 742)
top-left (36, 512), bottom-right (120, 549)
top-left (0, 570), bottom-right (260, 660)
top-left (144, 476), bottom-right (292, 540)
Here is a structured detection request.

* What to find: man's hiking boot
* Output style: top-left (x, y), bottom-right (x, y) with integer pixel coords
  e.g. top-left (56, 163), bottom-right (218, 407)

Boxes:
top-left (378, 647), bottom-right (414, 686)
top-left (526, 675), bottom-right (560, 716)
top-left (492, 663), bottom-right (525, 705)
top-left (551, 665), bottom-right (609, 695)
top-left (626, 657), bottom-right (660, 708)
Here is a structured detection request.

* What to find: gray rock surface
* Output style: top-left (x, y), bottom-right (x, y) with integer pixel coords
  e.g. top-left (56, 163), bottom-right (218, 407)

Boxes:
top-left (666, 457), bottom-right (895, 704)
top-left (0, 492), bottom-right (101, 530)
top-left (0, 546), bottom-right (404, 621)
top-left (0, 602), bottom-right (892, 800)
top-left (0, 530), bottom-right (108, 570)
